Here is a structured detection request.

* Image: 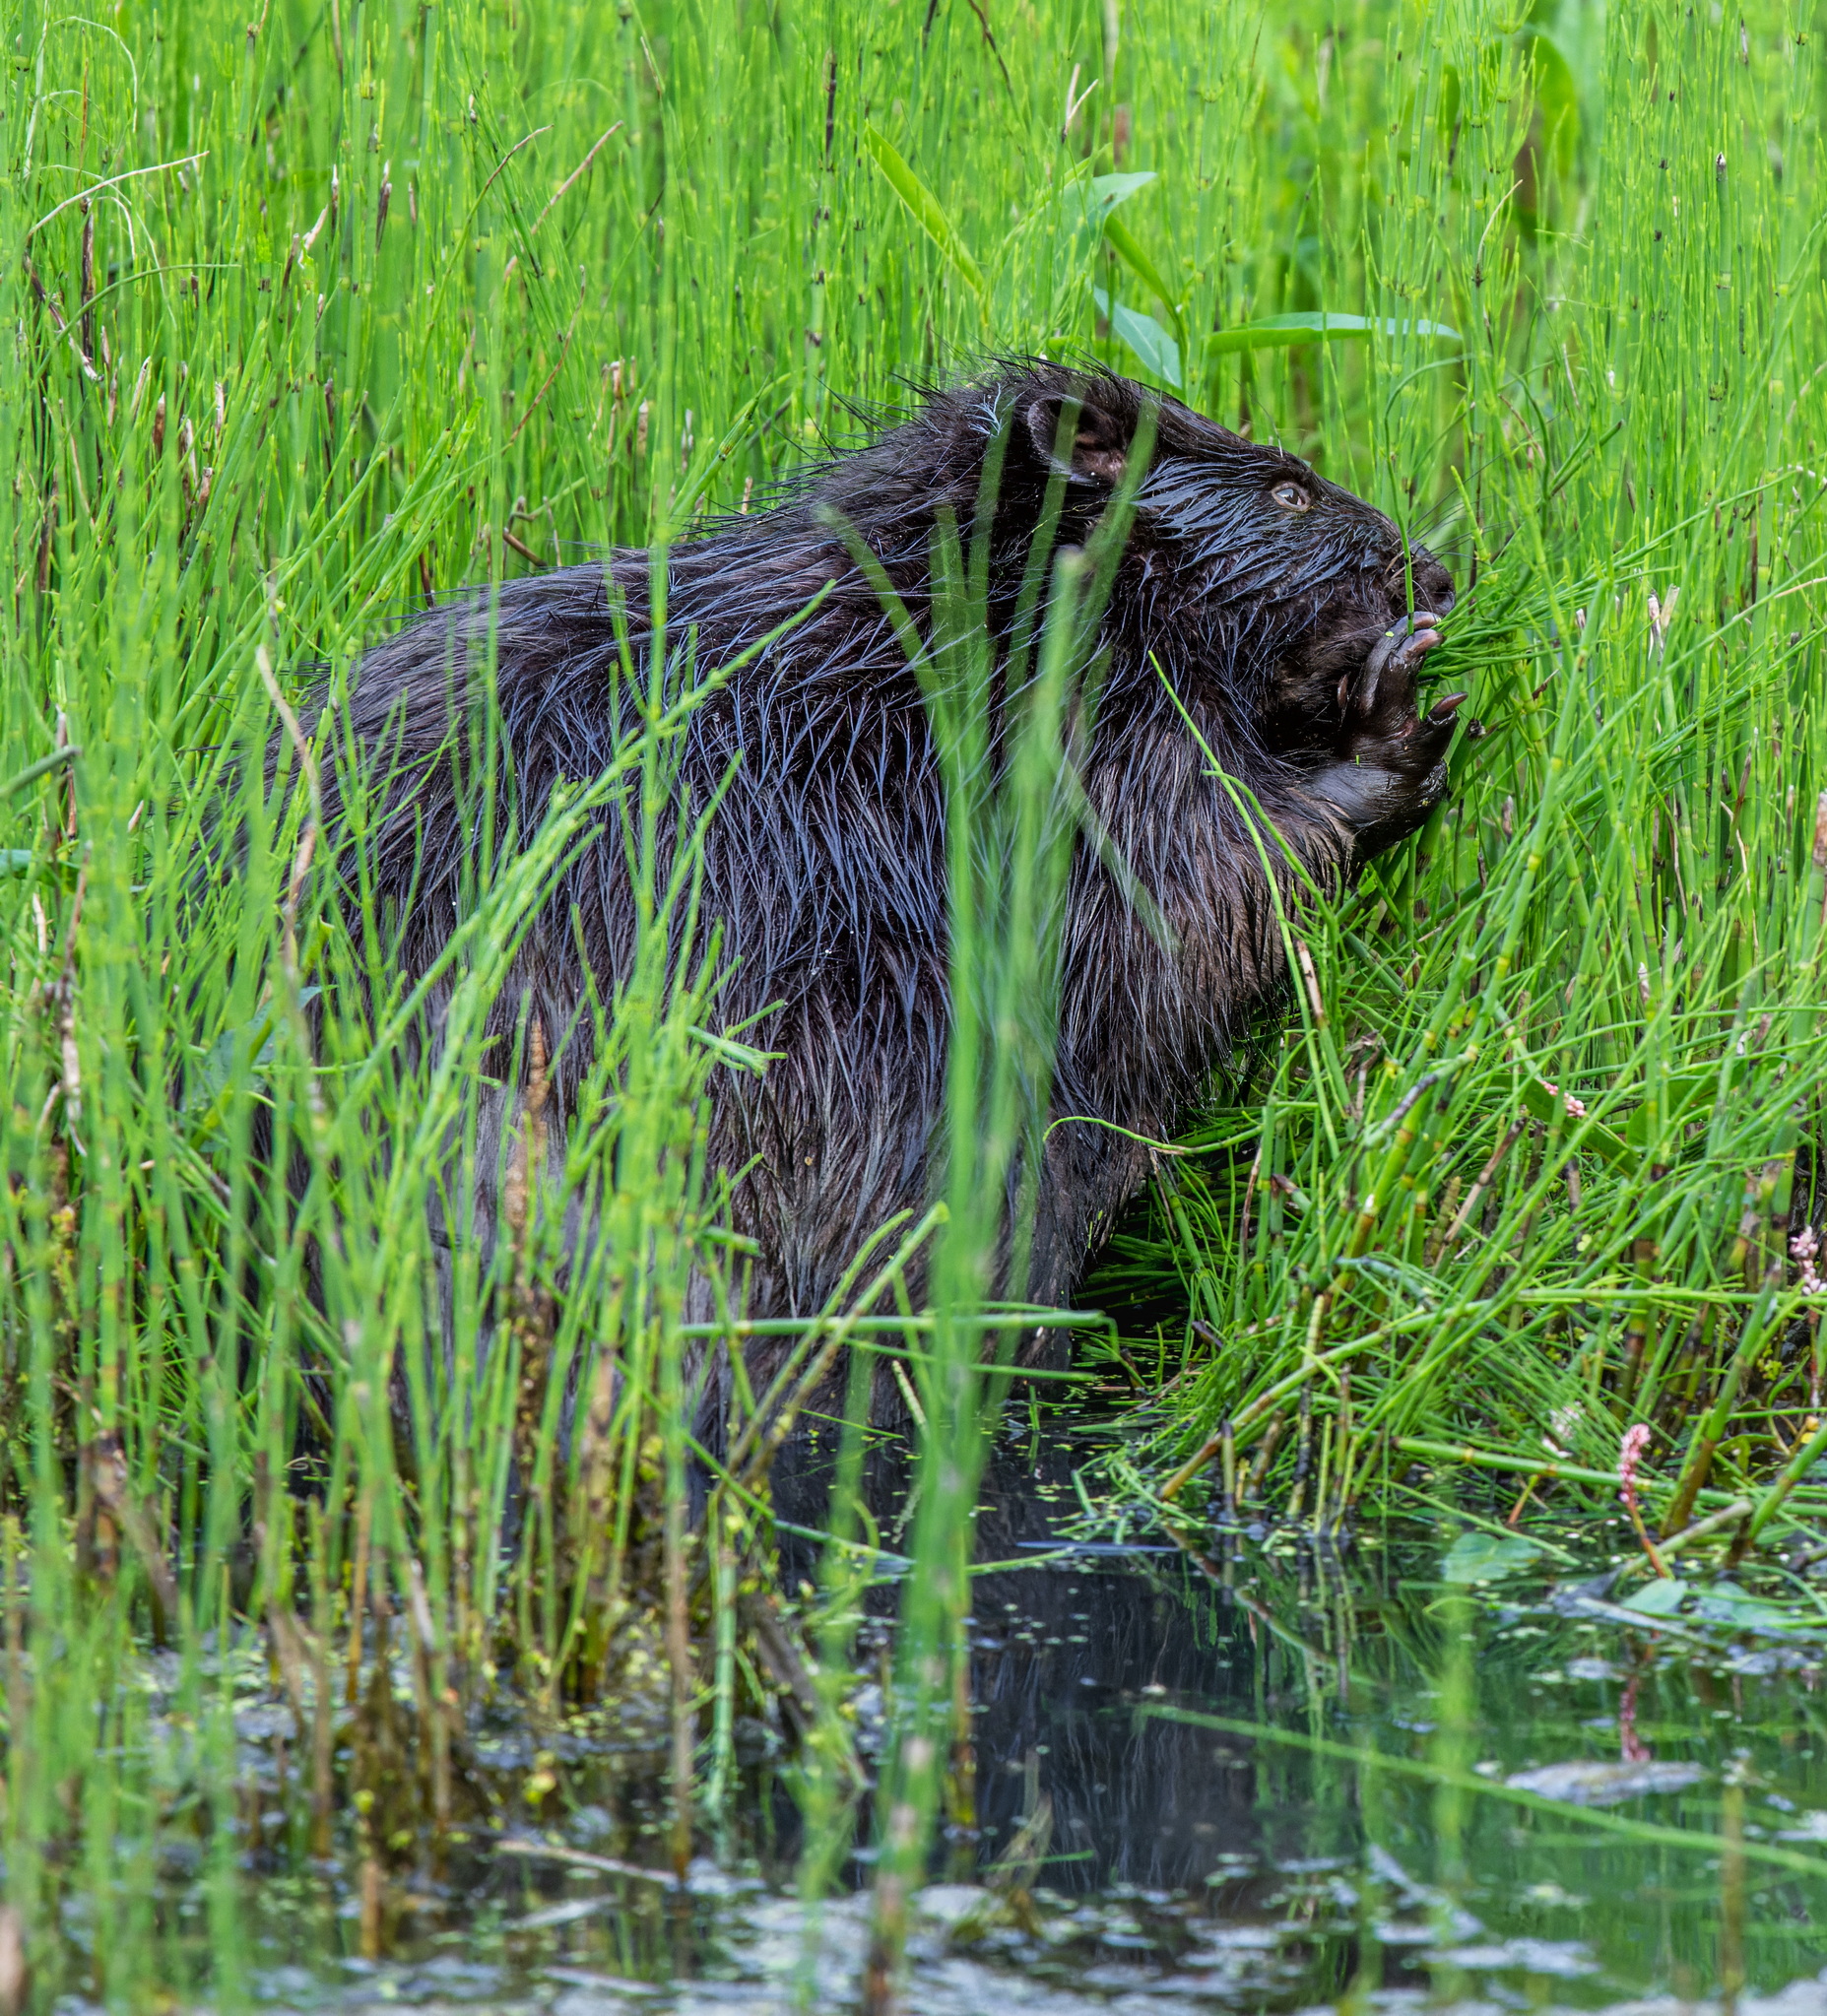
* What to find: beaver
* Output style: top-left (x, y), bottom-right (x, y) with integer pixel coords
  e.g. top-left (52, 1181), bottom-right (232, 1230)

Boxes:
top-left (312, 361), bottom-right (1459, 1365)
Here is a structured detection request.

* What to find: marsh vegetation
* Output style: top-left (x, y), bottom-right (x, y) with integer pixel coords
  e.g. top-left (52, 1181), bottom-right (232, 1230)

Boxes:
top-left (7, 0), bottom-right (1827, 2006)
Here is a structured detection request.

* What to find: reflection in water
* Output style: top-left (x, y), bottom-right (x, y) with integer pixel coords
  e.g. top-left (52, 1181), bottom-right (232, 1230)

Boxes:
top-left (138, 1413), bottom-right (1827, 2008)
top-left (965, 1435), bottom-right (1275, 1896)
top-left (771, 1412), bottom-right (1827, 2003)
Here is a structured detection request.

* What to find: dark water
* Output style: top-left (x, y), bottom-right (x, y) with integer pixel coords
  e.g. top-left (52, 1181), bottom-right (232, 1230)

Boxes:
top-left (184, 1420), bottom-right (1827, 2014)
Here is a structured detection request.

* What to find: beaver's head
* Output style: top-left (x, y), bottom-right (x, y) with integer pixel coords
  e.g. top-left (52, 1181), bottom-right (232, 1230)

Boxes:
top-left (996, 362), bottom-right (1464, 854)
top-left (1007, 368), bottom-right (1452, 716)
top-left (807, 362), bottom-right (1462, 856)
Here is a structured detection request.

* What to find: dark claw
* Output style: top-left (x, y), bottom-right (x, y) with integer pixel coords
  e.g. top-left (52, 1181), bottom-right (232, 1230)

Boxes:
top-left (1352, 613), bottom-right (1445, 720)
top-left (1310, 609), bottom-right (1459, 861)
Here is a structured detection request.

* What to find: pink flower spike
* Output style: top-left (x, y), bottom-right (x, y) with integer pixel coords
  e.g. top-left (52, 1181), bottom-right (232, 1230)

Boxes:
top-left (1618, 1423), bottom-right (1653, 1517)
top-left (1618, 1424), bottom-right (1671, 1579)
top-left (1793, 1227), bottom-right (1826, 1297)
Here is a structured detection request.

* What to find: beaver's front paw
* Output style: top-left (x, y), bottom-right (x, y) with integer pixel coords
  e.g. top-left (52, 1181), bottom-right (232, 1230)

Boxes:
top-left (1308, 613), bottom-right (1465, 860)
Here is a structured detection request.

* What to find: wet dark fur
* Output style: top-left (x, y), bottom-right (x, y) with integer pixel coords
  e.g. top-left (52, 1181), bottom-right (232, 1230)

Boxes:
top-left (309, 363), bottom-right (1456, 1371)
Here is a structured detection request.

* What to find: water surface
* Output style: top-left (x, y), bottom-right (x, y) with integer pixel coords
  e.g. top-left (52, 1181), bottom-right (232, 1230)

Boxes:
top-left (130, 1423), bottom-right (1827, 2013)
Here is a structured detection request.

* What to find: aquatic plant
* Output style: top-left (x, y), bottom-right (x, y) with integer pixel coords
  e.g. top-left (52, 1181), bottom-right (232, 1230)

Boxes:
top-left (1081, 4), bottom-right (1827, 1578)
top-left (5, 0), bottom-right (1827, 2005)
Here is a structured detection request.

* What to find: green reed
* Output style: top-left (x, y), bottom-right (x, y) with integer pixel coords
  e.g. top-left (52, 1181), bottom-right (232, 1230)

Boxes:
top-left (5, 0), bottom-right (1826, 2005)
top-left (1087, 1), bottom-right (1827, 1557)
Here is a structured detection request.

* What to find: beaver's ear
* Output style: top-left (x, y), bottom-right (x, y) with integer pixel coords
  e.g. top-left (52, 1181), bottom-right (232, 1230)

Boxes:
top-left (1023, 389), bottom-right (1130, 486)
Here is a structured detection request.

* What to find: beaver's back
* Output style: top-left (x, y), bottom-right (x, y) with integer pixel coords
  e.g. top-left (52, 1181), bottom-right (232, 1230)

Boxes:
top-left (311, 360), bottom-right (1458, 1392)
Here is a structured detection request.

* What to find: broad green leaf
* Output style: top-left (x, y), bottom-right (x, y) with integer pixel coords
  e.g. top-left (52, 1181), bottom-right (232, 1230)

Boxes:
top-left (1205, 312), bottom-right (1462, 357)
top-left (864, 123), bottom-right (985, 298)
top-left (1520, 1076), bottom-right (1634, 1170)
top-left (1619, 1575), bottom-right (1689, 1616)
top-left (1092, 287), bottom-right (1182, 389)
top-left (1440, 1529), bottom-right (1545, 1583)
top-left (1087, 170), bottom-right (1157, 218)
top-left (187, 990), bottom-right (323, 1126)
top-left (1693, 1580), bottom-right (1800, 1633)
top-left (1622, 1066), bottom-right (1715, 1149)
top-left (1103, 212), bottom-right (1183, 335)
top-left (1, 849), bottom-right (34, 876)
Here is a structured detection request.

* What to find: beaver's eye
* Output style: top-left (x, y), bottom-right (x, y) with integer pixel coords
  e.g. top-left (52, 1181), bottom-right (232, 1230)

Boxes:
top-left (1272, 482), bottom-right (1311, 512)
